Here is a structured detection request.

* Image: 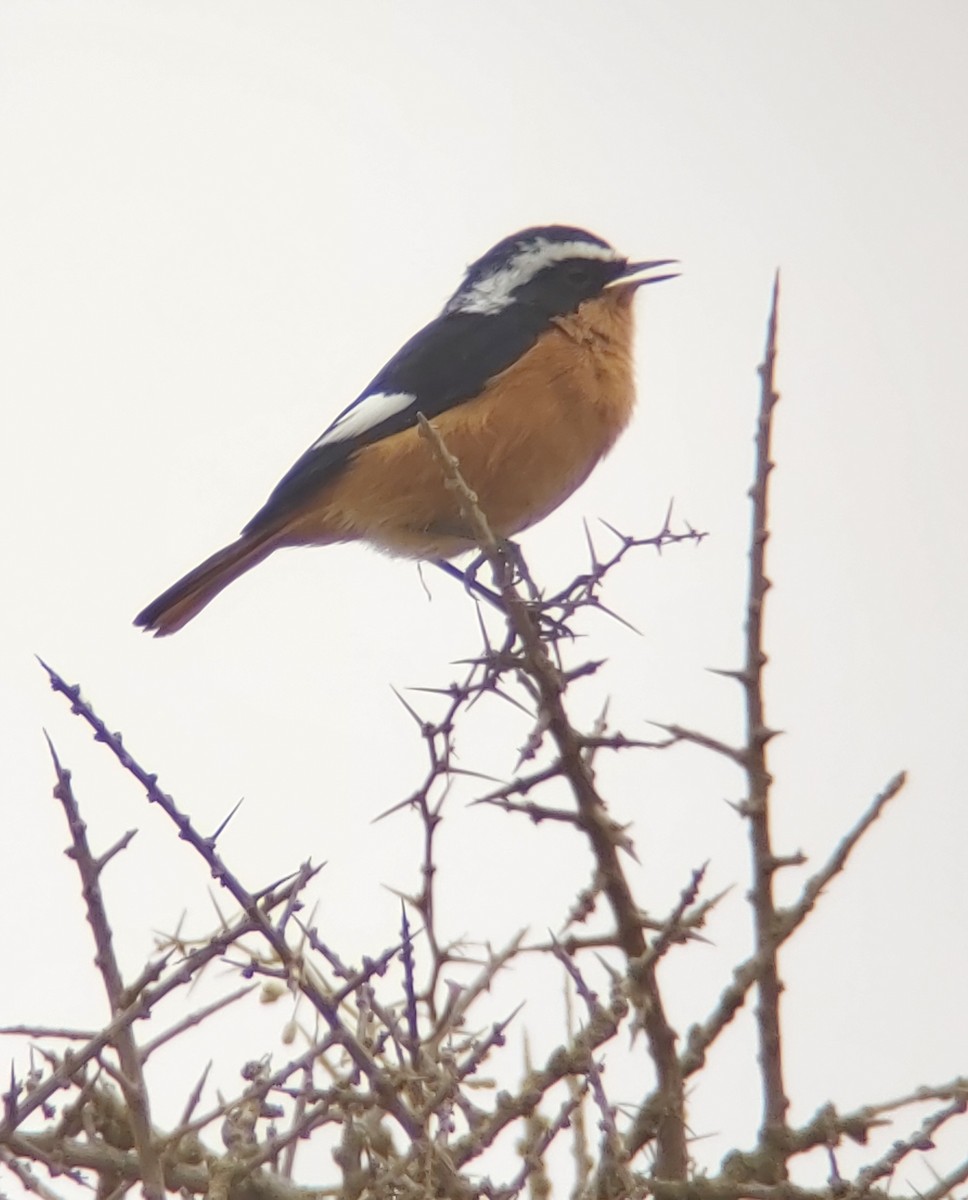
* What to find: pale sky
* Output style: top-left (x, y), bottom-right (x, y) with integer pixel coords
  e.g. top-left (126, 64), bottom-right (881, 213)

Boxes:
top-left (2, 2), bottom-right (966, 1191)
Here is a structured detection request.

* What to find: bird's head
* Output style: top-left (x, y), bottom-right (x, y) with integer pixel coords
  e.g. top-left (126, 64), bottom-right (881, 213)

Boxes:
top-left (445, 225), bottom-right (677, 320)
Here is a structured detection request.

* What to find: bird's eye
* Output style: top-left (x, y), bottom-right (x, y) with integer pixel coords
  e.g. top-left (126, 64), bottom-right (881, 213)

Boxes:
top-left (565, 263), bottom-right (592, 285)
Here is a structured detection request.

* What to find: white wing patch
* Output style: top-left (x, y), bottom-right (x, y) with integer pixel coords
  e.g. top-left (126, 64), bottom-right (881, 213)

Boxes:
top-left (448, 237), bottom-right (619, 316)
top-left (312, 390), bottom-right (416, 448)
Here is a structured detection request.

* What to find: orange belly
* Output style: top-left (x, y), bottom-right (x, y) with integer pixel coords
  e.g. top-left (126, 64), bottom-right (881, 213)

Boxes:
top-left (281, 288), bottom-right (640, 558)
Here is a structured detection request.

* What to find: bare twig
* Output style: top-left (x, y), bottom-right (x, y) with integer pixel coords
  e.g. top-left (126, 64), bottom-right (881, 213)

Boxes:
top-left (779, 772), bottom-right (906, 937)
top-left (921, 1154), bottom-right (968, 1200)
top-left (139, 985), bottom-right (256, 1061)
top-left (43, 737), bottom-right (165, 1200)
top-left (0, 1146), bottom-right (70, 1200)
top-left (852, 1092), bottom-right (968, 1192)
top-left (0, 863), bottom-right (309, 1139)
top-left (40, 660), bottom-right (421, 1144)
top-left (417, 413), bottom-right (689, 1180)
top-left (738, 275), bottom-right (789, 1175)
top-left (678, 771), bottom-right (906, 1092)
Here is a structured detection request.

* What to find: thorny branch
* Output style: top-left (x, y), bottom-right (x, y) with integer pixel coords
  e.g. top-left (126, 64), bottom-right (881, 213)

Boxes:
top-left (741, 273), bottom-right (789, 1175)
top-left (4, 287), bottom-right (957, 1200)
top-left (38, 658), bottom-right (424, 1146)
top-left (417, 412), bottom-right (690, 1183)
top-left (45, 735), bottom-right (166, 1200)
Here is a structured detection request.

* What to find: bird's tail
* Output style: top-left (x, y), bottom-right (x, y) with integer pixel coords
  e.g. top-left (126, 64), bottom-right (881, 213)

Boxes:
top-left (134, 532), bottom-right (279, 636)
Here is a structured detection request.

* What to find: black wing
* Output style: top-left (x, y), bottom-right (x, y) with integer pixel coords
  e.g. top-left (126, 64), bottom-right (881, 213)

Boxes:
top-left (242, 305), bottom-right (550, 536)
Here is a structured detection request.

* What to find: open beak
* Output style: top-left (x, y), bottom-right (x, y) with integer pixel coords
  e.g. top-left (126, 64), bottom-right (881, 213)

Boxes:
top-left (606, 258), bottom-right (680, 289)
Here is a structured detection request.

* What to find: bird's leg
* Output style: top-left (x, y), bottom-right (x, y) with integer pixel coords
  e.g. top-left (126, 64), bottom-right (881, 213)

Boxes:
top-left (434, 548), bottom-right (570, 639)
top-left (433, 559), bottom-right (504, 610)
top-left (458, 539), bottom-right (534, 596)
top-left (495, 539), bottom-right (542, 602)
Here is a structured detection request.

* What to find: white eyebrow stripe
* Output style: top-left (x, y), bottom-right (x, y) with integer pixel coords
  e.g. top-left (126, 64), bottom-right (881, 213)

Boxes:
top-left (312, 390), bottom-right (416, 448)
top-left (448, 237), bottom-right (620, 316)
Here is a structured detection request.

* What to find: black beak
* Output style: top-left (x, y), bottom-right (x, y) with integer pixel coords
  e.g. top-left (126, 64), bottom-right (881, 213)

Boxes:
top-left (606, 258), bottom-right (680, 289)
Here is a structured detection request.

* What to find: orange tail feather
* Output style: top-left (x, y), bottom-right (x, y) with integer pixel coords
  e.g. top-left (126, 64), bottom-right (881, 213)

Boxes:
top-left (134, 533), bottom-right (278, 636)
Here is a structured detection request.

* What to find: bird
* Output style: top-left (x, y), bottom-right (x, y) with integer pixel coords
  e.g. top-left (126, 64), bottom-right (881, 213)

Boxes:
top-left (135, 225), bottom-right (676, 635)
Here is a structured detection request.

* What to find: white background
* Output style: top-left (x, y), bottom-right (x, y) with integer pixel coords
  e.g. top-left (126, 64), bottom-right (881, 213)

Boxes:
top-left (2, 2), bottom-right (966, 1191)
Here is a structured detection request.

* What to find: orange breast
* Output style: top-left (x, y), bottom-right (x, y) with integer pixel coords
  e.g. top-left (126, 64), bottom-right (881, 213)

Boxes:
top-left (281, 287), bottom-right (640, 559)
